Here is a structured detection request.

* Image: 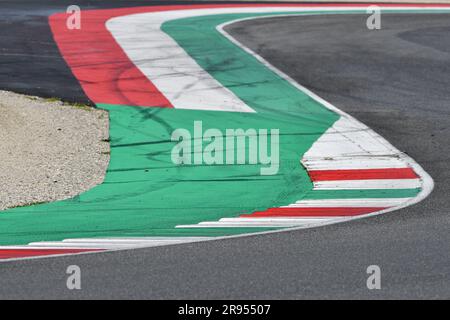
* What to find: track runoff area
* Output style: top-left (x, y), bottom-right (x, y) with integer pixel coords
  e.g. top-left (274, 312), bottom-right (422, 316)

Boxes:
top-left (0, 3), bottom-right (445, 261)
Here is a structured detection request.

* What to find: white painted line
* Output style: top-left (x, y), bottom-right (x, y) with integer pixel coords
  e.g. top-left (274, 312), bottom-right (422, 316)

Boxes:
top-left (286, 198), bottom-right (411, 207)
top-left (177, 218), bottom-right (341, 228)
top-left (302, 117), bottom-right (399, 159)
top-left (27, 242), bottom-right (141, 249)
top-left (25, 236), bottom-right (216, 249)
top-left (198, 220), bottom-right (325, 226)
top-left (62, 237), bottom-right (211, 243)
top-left (176, 224), bottom-right (280, 228)
top-left (313, 179), bottom-right (421, 190)
top-left (219, 217), bottom-right (336, 223)
top-left (301, 156), bottom-right (408, 170)
top-left (61, 240), bottom-right (191, 246)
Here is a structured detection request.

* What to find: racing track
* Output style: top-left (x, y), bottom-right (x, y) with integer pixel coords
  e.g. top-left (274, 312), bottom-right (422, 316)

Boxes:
top-left (0, 2), bottom-right (449, 298)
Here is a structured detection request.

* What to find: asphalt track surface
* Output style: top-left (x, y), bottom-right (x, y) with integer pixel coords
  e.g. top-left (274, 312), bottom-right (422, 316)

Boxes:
top-left (0, 2), bottom-right (449, 299)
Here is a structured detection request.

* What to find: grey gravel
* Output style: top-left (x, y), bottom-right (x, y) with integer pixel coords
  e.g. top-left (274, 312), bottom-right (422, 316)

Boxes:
top-left (0, 90), bottom-right (109, 210)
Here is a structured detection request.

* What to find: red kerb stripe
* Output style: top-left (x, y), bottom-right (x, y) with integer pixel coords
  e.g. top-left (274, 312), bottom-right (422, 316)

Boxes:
top-left (0, 249), bottom-right (103, 260)
top-left (242, 207), bottom-right (387, 217)
top-left (309, 168), bottom-right (418, 181)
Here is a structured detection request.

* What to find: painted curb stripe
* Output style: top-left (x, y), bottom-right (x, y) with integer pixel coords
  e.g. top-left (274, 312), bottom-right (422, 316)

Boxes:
top-left (309, 168), bottom-right (419, 181)
top-left (303, 189), bottom-right (421, 199)
top-left (243, 207), bottom-right (388, 217)
top-left (286, 198), bottom-right (412, 207)
top-left (62, 237), bottom-right (213, 243)
top-left (302, 157), bottom-right (412, 170)
top-left (313, 179), bottom-right (421, 190)
top-left (0, 249), bottom-right (104, 260)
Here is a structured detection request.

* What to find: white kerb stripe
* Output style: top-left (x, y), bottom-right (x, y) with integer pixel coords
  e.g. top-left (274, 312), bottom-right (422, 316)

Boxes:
top-left (313, 179), bottom-right (421, 190)
top-left (286, 198), bottom-right (411, 207)
top-left (62, 237), bottom-right (211, 243)
top-left (219, 217), bottom-right (336, 223)
top-left (301, 157), bottom-right (409, 171)
top-left (26, 242), bottom-right (139, 249)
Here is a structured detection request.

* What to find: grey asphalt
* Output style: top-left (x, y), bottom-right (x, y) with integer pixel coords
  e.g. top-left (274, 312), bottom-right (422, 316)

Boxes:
top-left (1, 10), bottom-right (449, 299)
